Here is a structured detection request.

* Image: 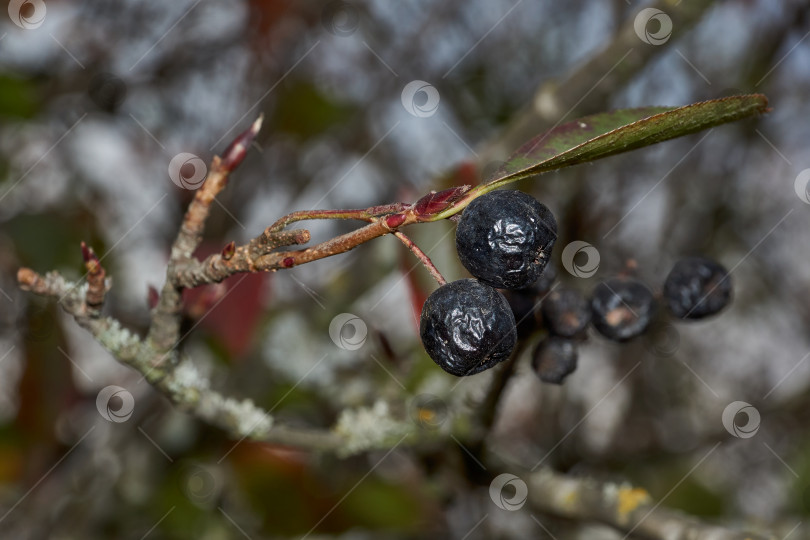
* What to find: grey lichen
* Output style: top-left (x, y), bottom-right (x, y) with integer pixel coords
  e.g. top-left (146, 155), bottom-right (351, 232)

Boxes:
top-left (334, 400), bottom-right (412, 455)
top-left (196, 392), bottom-right (273, 439)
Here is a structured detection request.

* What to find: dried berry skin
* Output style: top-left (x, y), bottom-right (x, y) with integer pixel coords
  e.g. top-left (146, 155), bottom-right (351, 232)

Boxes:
top-left (664, 257), bottom-right (732, 319)
top-left (532, 337), bottom-right (578, 384)
top-left (420, 279), bottom-right (517, 376)
top-left (590, 277), bottom-right (656, 341)
top-left (541, 288), bottom-right (591, 338)
top-left (456, 190), bottom-right (557, 290)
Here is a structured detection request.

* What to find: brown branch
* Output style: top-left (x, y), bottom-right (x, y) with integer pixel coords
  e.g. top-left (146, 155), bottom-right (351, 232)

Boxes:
top-left (267, 202), bottom-right (411, 232)
top-left (172, 228), bottom-right (311, 288)
top-left (147, 116), bottom-right (263, 356)
top-left (172, 213), bottom-right (420, 288)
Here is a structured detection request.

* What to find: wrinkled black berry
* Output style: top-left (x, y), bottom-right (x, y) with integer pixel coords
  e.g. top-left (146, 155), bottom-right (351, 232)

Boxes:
top-left (456, 190), bottom-right (557, 290)
top-left (663, 257), bottom-right (732, 320)
top-left (420, 279), bottom-right (517, 376)
top-left (532, 337), bottom-right (578, 384)
top-left (590, 277), bottom-right (656, 341)
top-left (541, 288), bottom-right (591, 338)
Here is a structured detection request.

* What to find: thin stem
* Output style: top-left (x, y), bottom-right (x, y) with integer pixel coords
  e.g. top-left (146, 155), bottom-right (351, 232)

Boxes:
top-left (393, 231), bottom-right (447, 285)
top-left (269, 202), bottom-right (411, 232)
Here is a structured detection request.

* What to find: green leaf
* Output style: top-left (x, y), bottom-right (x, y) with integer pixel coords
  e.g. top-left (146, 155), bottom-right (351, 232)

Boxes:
top-left (490, 94), bottom-right (768, 186)
top-left (430, 94), bottom-right (768, 220)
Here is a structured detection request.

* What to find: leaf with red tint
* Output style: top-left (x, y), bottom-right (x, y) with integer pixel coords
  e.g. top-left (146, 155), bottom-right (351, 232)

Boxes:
top-left (486, 94), bottom-right (769, 187)
top-left (413, 186), bottom-right (471, 218)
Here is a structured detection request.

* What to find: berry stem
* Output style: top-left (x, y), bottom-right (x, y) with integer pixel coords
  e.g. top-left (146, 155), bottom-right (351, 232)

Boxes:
top-left (269, 203), bottom-right (412, 232)
top-left (393, 232), bottom-right (447, 286)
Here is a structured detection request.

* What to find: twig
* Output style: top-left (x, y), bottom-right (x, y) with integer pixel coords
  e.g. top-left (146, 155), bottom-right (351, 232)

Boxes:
top-left (393, 231), bottom-right (447, 285)
top-left (148, 116), bottom-right (263, 356)
top-left (526, 466), bottom-right (775, 540)
top-left (17, 267), bottom-right (344, 451)
top-left (267, 202), bottom-right (412, 232)
top-left (80, 241), bottom-right (107, 316)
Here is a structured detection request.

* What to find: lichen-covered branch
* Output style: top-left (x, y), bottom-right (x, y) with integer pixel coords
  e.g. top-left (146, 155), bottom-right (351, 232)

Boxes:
top-left (527, 467), bottom-right (774, 540)
top-left (16, 267), bottom-right (344, 452)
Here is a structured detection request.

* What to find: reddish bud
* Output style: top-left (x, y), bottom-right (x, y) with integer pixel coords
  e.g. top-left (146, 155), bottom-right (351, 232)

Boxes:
top-left (221, 241), bottom-right (236, 260)
top-left (384, 213), bottom-right (407, 229)
top-left (148, 285), bottom-right (160, 309)
top-left (414, 186), bottom-right (471, 217)
top-left (221, 114), bottom-right (264, 172)
top-left (282, 257), bottom-right (295, 268)
top-left (80, 241), bottom-right (92, 263)
top-left (81, 241), bottom-right (102, 274)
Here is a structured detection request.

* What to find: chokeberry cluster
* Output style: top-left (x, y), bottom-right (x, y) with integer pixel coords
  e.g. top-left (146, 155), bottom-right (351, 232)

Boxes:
top-left (420, 189), bottom-right (557, 376)
top-left (528, 257), bottom-right (731, 385)
top-left (418, 188), bottom-right (732, 383)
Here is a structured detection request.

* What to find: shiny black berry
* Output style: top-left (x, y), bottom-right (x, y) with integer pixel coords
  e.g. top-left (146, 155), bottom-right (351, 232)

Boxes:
top-left (541, 288), bottom-right (590, 338)
top-left (532, 337), bottom-right (578, 384)
top-left (420, 279), bottom-right (517, 376)
top-left (663, 257), bottom-right (732, 319)
top-left (456, 190), bottom-right (557, 290)
top-left (590, 277), bottom-right (656, 341)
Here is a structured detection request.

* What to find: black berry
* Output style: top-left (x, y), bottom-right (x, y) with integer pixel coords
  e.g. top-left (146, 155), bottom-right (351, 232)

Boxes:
top-left (420, 279), bottom-right (517, 376)
top-left (532, 337), bottom-right (578, 384)
top-left (455, 190), bottom-right (557, 290)
top-left (590, 277), bottom-right (656, 341)
top-left (541, 288), bottom-right (591, 338)
top-left (663, 257), bottom-right (732, 319)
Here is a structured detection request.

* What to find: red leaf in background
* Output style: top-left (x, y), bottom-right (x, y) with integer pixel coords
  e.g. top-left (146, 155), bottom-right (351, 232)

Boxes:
top-left (183, 243), bottom-right (271, 361)
top-left (451, 160), bottom-right (479, 186)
